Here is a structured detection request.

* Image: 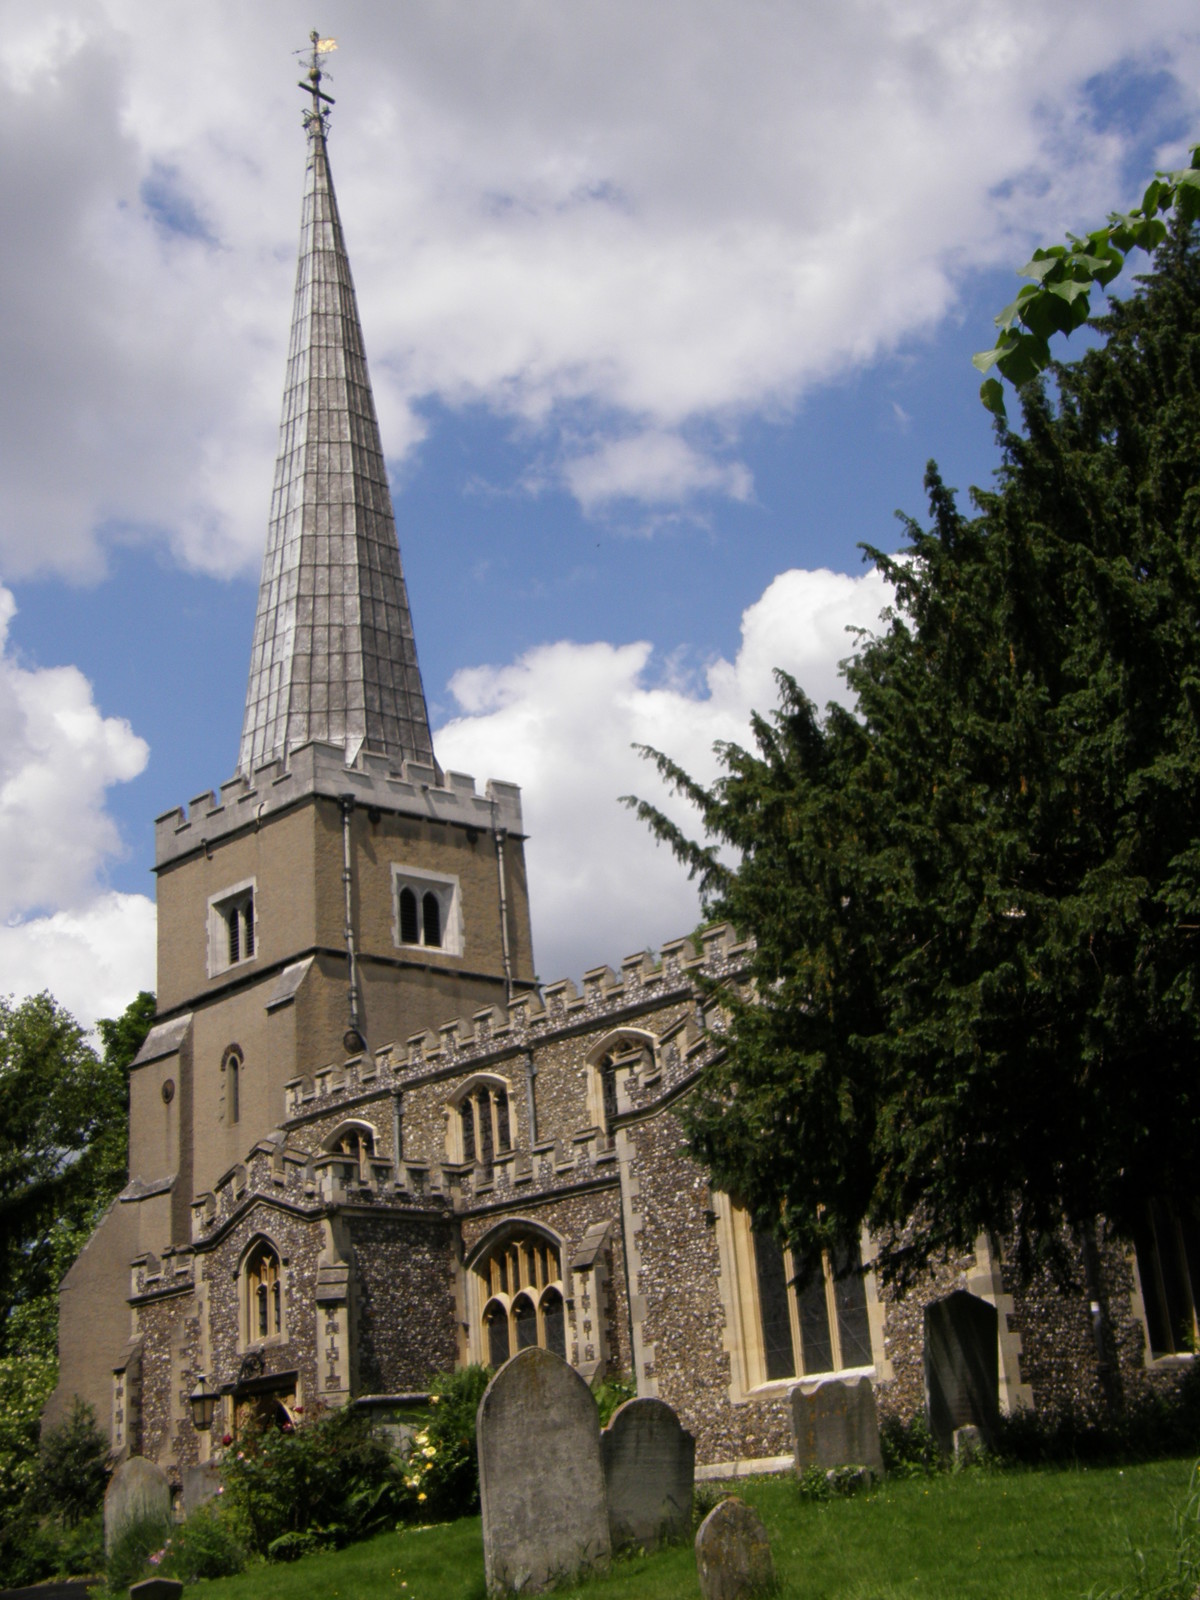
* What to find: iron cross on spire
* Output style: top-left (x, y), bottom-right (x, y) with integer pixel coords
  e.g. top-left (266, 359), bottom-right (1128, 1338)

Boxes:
top-left (298, 30), bottom-right (337, 133)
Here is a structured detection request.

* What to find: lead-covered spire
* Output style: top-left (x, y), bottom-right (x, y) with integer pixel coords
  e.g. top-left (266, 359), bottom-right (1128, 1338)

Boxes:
top-left (239, 42), bottom-right (435, 777)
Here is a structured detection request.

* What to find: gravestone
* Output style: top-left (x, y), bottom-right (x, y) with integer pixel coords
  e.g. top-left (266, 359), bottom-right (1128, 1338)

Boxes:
top-left (181, 1461), bottom-right (221, 1514)
top-left (923, 1289), bottom-right (1000, 1454)
top-left (601, 1397), bottom-right (695, 1551)
top-left (953, 1423), bottom-right (986, 1466)
top-left (129, 1579), bottom-right (184, 1600)
top-left (694, 1497), bottom-right (775, 1600)
top-left (477, 1347), bottom-right (611, 1593)
top-left (791, 1374), bottom-right (882, 1473)
top-left (104, 1455), bottom-right (171, 1552)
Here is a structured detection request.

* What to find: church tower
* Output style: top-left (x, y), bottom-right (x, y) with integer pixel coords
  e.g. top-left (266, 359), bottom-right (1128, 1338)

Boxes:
top-left (48, 42), bottom-right (536, 1439)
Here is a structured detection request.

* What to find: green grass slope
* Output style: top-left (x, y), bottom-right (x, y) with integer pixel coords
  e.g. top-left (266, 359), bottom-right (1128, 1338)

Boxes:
top-left (183, 1456), bottom-right (1196, 1600)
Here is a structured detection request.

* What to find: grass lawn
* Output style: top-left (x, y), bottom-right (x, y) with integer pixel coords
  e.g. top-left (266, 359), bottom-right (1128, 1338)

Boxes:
top-left (184, 1455), bottom-right (1197, 1600)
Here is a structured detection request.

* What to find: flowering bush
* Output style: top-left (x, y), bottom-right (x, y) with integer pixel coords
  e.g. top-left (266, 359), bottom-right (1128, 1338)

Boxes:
top-left (219, 1404), bottom-right (401, 1558)
top-left (396, 1365), bottom-right (490, 1523)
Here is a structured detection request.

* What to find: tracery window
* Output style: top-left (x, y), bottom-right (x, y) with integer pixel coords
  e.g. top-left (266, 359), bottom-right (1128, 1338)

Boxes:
top-left (475, 1231), bottom-right (566, 1367)
top-left (244, 1240), bottom-right (284, 1345)
top-left (1134, 1201), bottom-right (1200, 1359)
top-left (452, 1080), bottom-right (512, 1174)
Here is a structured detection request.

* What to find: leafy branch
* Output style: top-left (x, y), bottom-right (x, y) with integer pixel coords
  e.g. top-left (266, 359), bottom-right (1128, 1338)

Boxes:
top-left (974, 144), bottom-right (1200, 415)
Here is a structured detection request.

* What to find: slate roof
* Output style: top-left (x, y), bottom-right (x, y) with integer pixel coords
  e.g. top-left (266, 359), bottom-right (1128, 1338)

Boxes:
top-left (239, 118), bottom-right (435, 776)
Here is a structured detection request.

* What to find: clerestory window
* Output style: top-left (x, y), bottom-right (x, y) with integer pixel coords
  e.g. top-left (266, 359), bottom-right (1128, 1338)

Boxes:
top-left (450, 1080), bottom-right (512, 1176)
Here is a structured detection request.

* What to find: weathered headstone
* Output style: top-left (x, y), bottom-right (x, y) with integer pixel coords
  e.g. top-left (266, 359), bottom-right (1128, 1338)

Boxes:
top-left (953, 1423), bottom-right (986, 1466)
top-left (601, 1397), bottom-right (695, 1551)
top-left (129, 1579), bottom-right (184, 1600)
top-left (477, 1347), bottom-right (611, 1593)
top-left (181, 1460), bottom-right (221, 1515)
top-left (924, 1289), bottom-right (1000, 1454)
top-left (791, 1374), bottom-right (882, 1473)
top-left (104, 1455), bottom-right (171, 1552)
top-left (695, 1497), bottom-right (775, 1600)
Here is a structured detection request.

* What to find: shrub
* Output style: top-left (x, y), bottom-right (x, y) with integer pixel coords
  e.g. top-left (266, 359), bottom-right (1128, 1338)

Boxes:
top-left (591, 1373), bottom-right (636, 1428)
top-left (37, 1397), bottom-right (109, 1526)
top-left (880, 1412), bottom-right (942, 1478)
top-left (398, 1364), bottom-right (490, 1522)
top-left (220, 1404), bottom-right (400, 1557)
top-left (159, 1501), bottom-right (247, 1583)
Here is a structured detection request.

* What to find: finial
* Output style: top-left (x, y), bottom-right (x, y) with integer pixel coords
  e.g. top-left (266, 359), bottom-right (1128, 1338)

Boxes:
top-left (297, 30), bottom-right (337, 136)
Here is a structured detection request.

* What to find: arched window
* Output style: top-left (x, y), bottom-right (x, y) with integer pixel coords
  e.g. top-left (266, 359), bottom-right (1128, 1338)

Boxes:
top-left (450, 1080), bottom-right (513, 1173)
top-left (588, 1032), bottom-right (655, 1133)
top-left (473, 1229), bottom-right (566, 1367)
top-left (222, 1046), bottom-right (244, 1126)
top-left (399, 886), bottom-right (419, 945)
top-left (244, 1240), bottom-right (284, 1345)
top-left (326, 1123), bottom-right (376, 1180)
top-left (422, 891), bottom-right (441, 947)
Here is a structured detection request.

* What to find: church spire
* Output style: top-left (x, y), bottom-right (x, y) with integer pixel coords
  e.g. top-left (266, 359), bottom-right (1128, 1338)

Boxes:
top-left (239, 37), bottom-right (436, 777)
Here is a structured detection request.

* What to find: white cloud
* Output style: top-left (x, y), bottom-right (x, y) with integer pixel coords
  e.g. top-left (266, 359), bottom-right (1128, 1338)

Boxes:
top-left (1, 1), bottom-right (1198, 577)
top-left (0, 893), bottom-right (156, 1029)
top-left (436, 564), bottom-right (892, 982)
top-left (0, 584), bottom-right (155, 1025)
top-left (564, 432), bottom-right (753, 513)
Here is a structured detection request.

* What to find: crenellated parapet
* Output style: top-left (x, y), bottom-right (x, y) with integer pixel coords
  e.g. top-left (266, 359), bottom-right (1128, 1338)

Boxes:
top-left (154, 739), bottom-right (526, 868)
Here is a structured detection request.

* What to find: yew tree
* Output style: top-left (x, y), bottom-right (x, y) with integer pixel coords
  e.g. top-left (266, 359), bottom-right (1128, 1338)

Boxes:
top-left (631, 221), bottom-right (1200, 1287)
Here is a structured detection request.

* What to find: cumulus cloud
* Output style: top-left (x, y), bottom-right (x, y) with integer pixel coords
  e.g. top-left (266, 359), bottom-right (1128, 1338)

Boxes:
top-left (0, 584), bottom-right (155, 1024)
top-left (436, 564), bottom-right (893, 981)
top-left (0, 2), bottom-right (1198, 577)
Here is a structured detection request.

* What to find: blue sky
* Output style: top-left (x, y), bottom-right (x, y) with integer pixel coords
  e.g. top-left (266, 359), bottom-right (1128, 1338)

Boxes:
top-left (0, 1), bottom-right (1197, 1023)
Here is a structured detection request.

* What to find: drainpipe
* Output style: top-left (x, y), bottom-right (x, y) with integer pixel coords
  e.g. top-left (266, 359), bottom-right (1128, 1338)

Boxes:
top-left (339, 795), bottom-right (365, 1054)
top-left (491, 799), bottom-right (514, 1003)
top-left (522, 1050), bottom-right (538, 1147)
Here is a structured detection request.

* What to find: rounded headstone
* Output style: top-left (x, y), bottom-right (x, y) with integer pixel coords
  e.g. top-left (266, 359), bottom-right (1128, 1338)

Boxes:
top-left (104, 1455), bottom-right (171, 1553)
top-left (695, 1496), bottom-right (775, 1600)
top-left (477, 1347), bottom-right (611, 1594)
top-left (130, 1580), bottom-right (184, 1600)
top-left (602, 1397), bottom-right (695, 1551)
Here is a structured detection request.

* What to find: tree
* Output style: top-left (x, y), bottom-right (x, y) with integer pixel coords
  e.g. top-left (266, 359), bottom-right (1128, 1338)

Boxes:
top-left (629, 221), bottom-right (1200, 1288)
top-left (974, 144), bottom-right (1200, 414)
top-left (0, 989), bottom-right (155, 1359)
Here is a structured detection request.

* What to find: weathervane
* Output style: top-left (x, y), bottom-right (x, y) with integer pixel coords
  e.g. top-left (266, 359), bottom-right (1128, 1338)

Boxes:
top-left (297, 30), bottom-right (337, 134)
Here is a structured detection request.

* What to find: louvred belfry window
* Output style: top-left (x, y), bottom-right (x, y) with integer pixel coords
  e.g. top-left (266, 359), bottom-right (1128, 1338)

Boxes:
top-left (476, 1232), bottom-right (567, 1366)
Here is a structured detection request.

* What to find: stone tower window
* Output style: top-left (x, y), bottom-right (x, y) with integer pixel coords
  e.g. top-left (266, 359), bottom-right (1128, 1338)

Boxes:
top-left (243, 1239), bottom-right (284, 1346)
top-left (449, 1078), bottom-right (513, 1173)
top-left (392, 867), bottom-right (461, 955)
top-left (473, 1229), bottom-right (566, 1366)
top-left (208, 880), bottom-right (257, 977)
top-left (324, 1121), bottom-right (377, 1181)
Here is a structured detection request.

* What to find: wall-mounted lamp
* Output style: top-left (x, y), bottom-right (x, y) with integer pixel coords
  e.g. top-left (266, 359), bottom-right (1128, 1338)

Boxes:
top-left (189, 1373), bottom-right (217, 1432)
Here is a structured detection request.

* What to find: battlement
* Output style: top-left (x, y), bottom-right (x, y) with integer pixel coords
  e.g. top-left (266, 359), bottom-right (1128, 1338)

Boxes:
top-left (279, 921), bottom-right (748, 1117)
top-left (154, 739), bottom-right (525, 868)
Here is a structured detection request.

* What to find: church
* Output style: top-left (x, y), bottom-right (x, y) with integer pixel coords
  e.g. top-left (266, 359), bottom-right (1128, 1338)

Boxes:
top-left (46, 54), bottom-right (1198, 1483)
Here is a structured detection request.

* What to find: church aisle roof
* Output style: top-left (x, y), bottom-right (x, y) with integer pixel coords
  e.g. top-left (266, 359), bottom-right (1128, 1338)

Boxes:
top-left (239, 105), bottom-right (435, 777)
